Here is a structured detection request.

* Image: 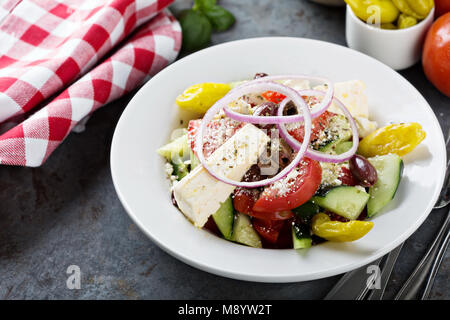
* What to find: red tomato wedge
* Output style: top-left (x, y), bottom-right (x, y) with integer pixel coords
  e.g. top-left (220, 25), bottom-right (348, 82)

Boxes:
top-left (252, 218), bottom-right (285, 243)
top-left (261, 91), bottom-right (286, 103)
top-left (339, 166), bottom-right (358, 186)
top-left (253, 158), bottom-right (322, 213)
top-left (187, 118), bottom-right (243, 157)
top-left (233, 188), bottom-right (294, 220)
top-left (288, 111), bottom-right (335, 144)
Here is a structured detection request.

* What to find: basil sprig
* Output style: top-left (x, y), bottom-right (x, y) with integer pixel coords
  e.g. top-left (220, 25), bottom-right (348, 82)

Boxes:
top-left (178, 0), bottom-right (235, 52)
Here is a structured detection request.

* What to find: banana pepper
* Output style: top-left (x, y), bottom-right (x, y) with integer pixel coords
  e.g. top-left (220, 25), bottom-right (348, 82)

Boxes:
top-left (398, 13), bottom-right (418, 29)
top-left (358, 122), bottom-right (426, 157)
top-left (312, 213), bottom-right (374, 242)
top-left (345, 0), bottom-right (400, 24)
top-left (392, 0), bottom-right (434, 19)
top-left (176, 83), bottom-right (231, 114)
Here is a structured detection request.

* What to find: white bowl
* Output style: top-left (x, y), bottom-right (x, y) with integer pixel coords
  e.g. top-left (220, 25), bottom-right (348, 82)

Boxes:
top-left (111, 37), bottom-right (446, 283)
top-left (346, 5), bottom-right (435, 70)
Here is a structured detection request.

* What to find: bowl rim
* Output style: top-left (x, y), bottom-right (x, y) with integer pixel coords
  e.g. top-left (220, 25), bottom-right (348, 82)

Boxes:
top-left (346, 4), bottom-right (435, 34)
top-left (110, 37), bottom-right (447, 283)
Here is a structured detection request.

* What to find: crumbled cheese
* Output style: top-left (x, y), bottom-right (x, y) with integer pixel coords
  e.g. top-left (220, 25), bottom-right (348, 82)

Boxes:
top-left (263, 161), bottom-right (308, 198)
top-left (165, 162), bottom-right (174, 176)
top-left (228, 98), bottom-right (252, 115)
top-left (320, 162), bottom-right (346, 187)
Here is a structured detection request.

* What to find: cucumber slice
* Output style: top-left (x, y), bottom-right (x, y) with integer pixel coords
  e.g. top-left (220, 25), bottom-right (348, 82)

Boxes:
top-left (190, 149), bottom-right (200, 170)
top-left (367, 154), bottom-right (403, 217)
top-left (230, 213), bottom-right (262, 248)
top-left (292, 223), bottom-right (312, 249)
top-left (212, 198), bottom-right (234, 240)
top-left (316, 115), bottom-right (352, 153)
top-left (292, 201), bottom-right (320, 223)
top-left (157, 134), bottom-right (190, 162)
top-left (311, 186), bottom-right (370, 220)
top-left (172, 161), bottom-right (188, 180)
top-left (335, 141), bottom-right (353, 155)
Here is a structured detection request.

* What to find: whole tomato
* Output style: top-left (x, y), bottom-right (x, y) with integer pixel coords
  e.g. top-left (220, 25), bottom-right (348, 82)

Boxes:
top-left (436, 0), bottom-right (450, 17)
top-left (423, 13), bottom-right (450, 97)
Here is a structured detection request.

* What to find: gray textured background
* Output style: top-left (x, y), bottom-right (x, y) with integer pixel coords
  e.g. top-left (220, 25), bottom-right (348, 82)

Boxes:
top-left (0, 0), bottom-right (448, 299)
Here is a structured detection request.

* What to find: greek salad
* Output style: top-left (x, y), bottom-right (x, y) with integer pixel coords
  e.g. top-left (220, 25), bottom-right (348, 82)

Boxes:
top-left (158, 74), bottom-right (426, 249)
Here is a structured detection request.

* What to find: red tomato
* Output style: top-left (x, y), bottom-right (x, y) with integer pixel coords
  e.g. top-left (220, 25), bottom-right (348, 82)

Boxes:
top-left (233, 188), bottom-right (294, 220)
top-left (261, 219), bottom-right (294, 249)
top-left (187, 118), bottom-right (243, 157)
top-left (288, 111), bottom-right (335, 144)
top-left (436, 0), bottom-right (450, 17)
top-left (253, 158), bottom-right (322, 213)
top-left (423, 13), bottom-right (450, 97)
top-left (233, 187), bottom-right (260, 215)
top-left (339, 166), bottom-right (358, 186)
top-left (261, 91), bottom-right (286, 103)
top-left (246, 210), bottom-right (294, 220)
top-left (252, 218), bottom-right (284, 243)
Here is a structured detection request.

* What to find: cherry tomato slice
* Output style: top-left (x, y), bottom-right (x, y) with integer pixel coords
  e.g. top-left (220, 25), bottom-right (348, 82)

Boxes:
top-left (246, 210), bottom-right (294, 220)
top-left (252, 218), bottom-right (284, 243)
top-left (233, 188), bottom-right (259, 215)
top-left (187, 118), bottom-right (243, 157)
top-left (233, 188), bottom-right (294, 220)
top-left (253, 158), bottom-right (322, 213)
top-left (288, 111), bottom-right (335, 143)
top-left (339, 166), bottom-right (358, 186)
top-left (261, 91), bottom-right (286, 103)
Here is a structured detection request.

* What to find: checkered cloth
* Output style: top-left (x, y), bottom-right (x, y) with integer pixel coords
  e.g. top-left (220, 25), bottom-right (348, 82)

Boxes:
top-left (0, 0), bottom-right (181, 166)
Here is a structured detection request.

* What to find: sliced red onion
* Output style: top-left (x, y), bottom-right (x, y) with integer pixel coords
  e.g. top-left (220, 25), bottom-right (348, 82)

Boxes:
top-left (195, 82), bottom-right (312, 188)
top-left (224, 75), bottom-right (334, 124)
top-left (277, 90), bottom-right (359, 163)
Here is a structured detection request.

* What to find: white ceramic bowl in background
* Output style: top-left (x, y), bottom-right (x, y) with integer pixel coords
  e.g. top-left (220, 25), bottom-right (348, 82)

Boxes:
top-left (346, 5), bottom-right (435, 70)
top-left (111, 37), bottom-right (446, 283)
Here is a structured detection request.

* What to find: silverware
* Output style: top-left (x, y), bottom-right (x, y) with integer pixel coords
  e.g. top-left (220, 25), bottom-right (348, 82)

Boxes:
top-left (395, 209), bottom-right (450, 300)
top-left (366, 243), bottom-right (404, 300)
top-left (325, 128), bottom-right (450, 300)
top-left (394, 129), bottom-right (450, 299)
top-left (324, 257), bottom-right (384, 300)
top-left (422, 223), bottom-right (450, 299)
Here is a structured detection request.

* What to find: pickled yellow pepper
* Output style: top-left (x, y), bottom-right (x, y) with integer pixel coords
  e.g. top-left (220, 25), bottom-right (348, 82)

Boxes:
top-left (312, 213), bottom-right (374, 242)
top-left (345, 0), bottom-right (400, 24)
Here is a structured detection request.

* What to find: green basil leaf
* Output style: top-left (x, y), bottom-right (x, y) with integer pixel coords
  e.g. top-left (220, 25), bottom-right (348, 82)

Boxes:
top-left (203, 5), bottom-right (235, 32)
top-left (193, 0), bottom-right (217, 11)
top-left (178, 9), bottom-right (212, 52)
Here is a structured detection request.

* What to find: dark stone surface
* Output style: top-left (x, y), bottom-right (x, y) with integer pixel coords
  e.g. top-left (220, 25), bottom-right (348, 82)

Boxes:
top-left (0, 0), bottom-right (448, 299)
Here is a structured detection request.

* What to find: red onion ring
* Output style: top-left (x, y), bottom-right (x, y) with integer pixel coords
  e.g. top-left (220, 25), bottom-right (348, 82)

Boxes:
top-left (277, 90), bottom-right (359, 163)
top-left (195, 82), bottom-right (312, 188)
top-left (224, 75), bottom-right (334, 124)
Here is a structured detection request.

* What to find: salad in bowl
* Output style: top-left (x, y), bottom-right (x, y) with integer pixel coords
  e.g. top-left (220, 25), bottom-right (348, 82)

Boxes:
top-left (157, 74), bottom-right (426, 250)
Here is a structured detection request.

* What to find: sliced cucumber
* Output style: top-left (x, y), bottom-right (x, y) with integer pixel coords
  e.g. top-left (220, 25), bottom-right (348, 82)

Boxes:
top-left (212, 198), bottom-right (234, 240)
top-left (292, 201), bottom-right (320, 223)
top-left (157, 134), bottom-right (190, 162)
top-left (367, 154), bottom-right (403, 217)
top-left (172, 161), bottom-right (188, 180)
top-left (190, 149), bottom-right (200, 170)
top-left (292, 223), bottom-right (312, 249)
top-left (335, 141), bottom-right (353, 155)
top-left (231, 213), bottom-right (262, 248)
top-left (316, 115), bottom-right (352, 153)
top-left (312, 186), bottom-right (370, 220)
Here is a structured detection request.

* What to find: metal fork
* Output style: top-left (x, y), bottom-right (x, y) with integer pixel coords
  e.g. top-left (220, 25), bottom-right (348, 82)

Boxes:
top-left (325, 128), bottom-right (450, 300)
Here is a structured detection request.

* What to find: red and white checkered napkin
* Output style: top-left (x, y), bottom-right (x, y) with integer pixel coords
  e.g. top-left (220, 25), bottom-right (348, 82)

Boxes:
top-left (0, 0), bottom-right (181, 166)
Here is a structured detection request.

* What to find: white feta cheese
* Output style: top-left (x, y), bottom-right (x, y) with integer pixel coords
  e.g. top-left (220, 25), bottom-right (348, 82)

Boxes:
top-left (355, 116), bottom-right (378, 138)
top-left (173, 124), bottom-right (270, 228)
top-left (315, 80), bottom-right (370, 119)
